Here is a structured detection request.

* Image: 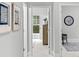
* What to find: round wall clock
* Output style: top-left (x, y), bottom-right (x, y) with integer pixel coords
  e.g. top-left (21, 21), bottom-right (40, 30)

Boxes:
top-left (64, 16), bottom-right (74, 26)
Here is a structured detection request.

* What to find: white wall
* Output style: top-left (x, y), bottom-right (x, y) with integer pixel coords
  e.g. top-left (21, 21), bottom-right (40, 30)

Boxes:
top-left (0, 2), bottom-right (24, 57)
top-left (52, 3), bottom-right (62, 56)
top-left (62, 6), bottom-right (79, 42)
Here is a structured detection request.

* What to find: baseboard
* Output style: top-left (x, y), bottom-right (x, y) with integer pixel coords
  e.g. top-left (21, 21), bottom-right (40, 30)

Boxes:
top-left (49, 50), bottom-right (55, 57)
top-left (27, 50), bottom-right (32, 57)
top-left (24, 51), bottom-right (27, 57)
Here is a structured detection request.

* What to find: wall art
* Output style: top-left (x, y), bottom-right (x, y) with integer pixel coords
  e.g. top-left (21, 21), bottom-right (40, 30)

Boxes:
top-left (12, 3), bottom-right (20, 31)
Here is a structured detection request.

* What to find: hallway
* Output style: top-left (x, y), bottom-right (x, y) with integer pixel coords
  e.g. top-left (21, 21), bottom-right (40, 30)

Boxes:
top-left (32, 39), bottom-right (52, 57)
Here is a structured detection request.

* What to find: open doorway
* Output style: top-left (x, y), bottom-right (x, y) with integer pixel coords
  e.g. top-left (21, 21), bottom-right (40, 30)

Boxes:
top-left (31, 7), bottom-right (50, 57)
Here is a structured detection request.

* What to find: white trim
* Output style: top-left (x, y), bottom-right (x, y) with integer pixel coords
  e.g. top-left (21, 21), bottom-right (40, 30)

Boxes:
top-left (23, 3), bottom-right (28, 57)
top-left (48, 6), bottom-right (51, 50)
top-left (27, 50), bottom-right (32, 57)
top-left (29, 7), bottom-right (33, 56)
top-left (30, 5), bottom-right (51, 8)
top-left (24, 4), bottom-right (33, 57)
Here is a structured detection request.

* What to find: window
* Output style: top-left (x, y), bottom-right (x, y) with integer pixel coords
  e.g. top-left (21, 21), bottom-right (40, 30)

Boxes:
top-left (33, 16), bottom-right (39, 24)
top-left (33, 25), bottom-right (39, 33)
top-left (33, 16), bottom-right (39, 33)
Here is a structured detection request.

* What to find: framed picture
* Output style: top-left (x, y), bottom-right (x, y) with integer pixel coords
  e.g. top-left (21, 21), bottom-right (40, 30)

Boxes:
top-left (0, 2), bottom-right (11, 33)
top-left (12, 3), bottom-right (20, 31)
top-left (0, 3), bottom-right (8, 25)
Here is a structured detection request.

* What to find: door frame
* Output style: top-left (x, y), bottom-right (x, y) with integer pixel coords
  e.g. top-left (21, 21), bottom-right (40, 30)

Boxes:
top-left (24, 2), bottom-right (53, 56)
top-left (23, 3), bottom-right (28, 57)
top-left (30, 5), bottom-right (51, 56)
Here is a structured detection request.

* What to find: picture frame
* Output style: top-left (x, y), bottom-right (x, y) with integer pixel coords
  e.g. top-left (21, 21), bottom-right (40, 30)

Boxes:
top-left (0, 3), bottom-right (8, 25)
top-left (12, 3), bottom-right (20, 31)
top-left (0, 2), bottom-right (11, 33)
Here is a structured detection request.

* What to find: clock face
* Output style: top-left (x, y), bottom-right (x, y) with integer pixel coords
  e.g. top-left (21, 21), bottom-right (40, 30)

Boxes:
top-left (64, 16), bottom-right (74, 26)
